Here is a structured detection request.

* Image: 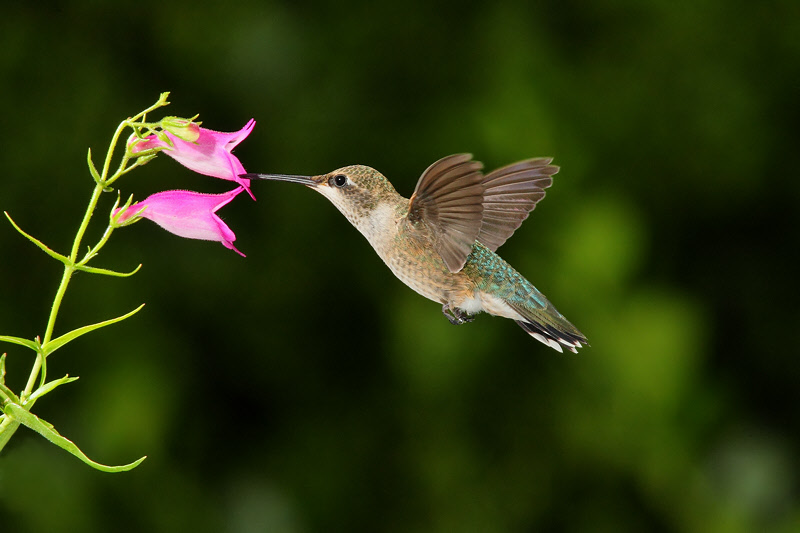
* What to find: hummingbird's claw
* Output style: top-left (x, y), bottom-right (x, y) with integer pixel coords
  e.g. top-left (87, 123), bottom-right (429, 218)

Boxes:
top-left (442, 304), bottom-right (475, 325)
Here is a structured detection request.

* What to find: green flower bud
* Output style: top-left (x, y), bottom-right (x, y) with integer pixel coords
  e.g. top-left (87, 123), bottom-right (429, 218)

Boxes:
top-left (161, 116), bottom-right (201, 143)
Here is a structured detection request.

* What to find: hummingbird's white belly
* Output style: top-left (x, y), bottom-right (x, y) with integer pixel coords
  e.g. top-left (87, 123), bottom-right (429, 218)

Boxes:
top-left (457, 292), bottom-right (524, 320)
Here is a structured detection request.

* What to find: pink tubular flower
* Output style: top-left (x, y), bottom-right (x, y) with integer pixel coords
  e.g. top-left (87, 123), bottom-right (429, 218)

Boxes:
top-left (116, 187), bottom-right (247, 256)
top-left (130, 119), bottom-right (256, 199)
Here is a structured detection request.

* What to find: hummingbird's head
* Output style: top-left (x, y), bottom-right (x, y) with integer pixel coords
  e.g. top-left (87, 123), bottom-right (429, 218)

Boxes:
top-left (244, 164), bottom-right (403, 231)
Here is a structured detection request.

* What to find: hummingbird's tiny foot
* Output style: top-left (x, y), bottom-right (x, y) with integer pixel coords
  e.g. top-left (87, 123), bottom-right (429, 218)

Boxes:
top-left (442, 304), bottom-right (474, 325)
top-left (455, 308), bottom-right (475, 324)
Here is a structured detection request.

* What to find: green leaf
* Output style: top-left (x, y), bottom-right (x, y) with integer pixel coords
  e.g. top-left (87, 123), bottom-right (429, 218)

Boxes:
top-left (87, 147), bottom-right (103, 184)
top-left (4, 212), bottom-right (71, 266)
top-left (0, 416), bottom-right (21, 453)
top-left (0, 335), bottom-right (39, 351)
top-left (0, 382), bottom-right (19, 404)
top-left (43, 304), bottom-right (145, 356)
top-left (0, 354), bottom-right (21, 404)
top-left (4, 403), bottom-right (145, 472)
top-left (27, 374), bottom-right (79, 403)
top-left (74, 263), bottom-right (142, 277)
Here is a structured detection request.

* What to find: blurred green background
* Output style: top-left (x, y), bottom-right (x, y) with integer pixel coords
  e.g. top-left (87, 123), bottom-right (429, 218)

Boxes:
top-left (1, 1), bottom-right (798, 532)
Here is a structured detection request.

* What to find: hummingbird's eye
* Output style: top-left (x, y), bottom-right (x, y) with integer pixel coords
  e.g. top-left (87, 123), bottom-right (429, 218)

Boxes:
top-left (330, 174), bottom-right (348, 188)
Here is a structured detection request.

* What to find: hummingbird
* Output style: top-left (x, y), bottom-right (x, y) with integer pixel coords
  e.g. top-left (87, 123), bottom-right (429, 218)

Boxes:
top-left (244, 154), bottom-right (587, 353)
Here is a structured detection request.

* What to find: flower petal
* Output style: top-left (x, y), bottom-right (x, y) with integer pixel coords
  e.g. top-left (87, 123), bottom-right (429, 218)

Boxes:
top-left (116, 187), bottom-right (246, 256)
top-left (128, 120), bottom-right (256, 198)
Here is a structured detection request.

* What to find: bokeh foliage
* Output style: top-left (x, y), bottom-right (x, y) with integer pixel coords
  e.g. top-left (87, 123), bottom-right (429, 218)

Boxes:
top-left (1, 1), bottom-right (798, 532)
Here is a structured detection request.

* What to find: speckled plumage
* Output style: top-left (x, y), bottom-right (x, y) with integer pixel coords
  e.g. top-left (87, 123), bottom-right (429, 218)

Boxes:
top-left (246, 155), bottom-right (587, 352)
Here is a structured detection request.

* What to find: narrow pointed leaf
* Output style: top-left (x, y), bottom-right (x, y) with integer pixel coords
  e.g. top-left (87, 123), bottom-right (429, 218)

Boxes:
top-left (4, 403), bottom-right (146, 472)
top-left (74, 263), bottom-right (142, 277)
top-left (43, 304), bottom-right (145, 356)
top-left (0, 355), bottom-right (21, 403)
top-left (4, 212), bottom-right (71, 265)
top-left (0, 382), bottom-right (19, 404)
top-left (87, 147), bottom-right (102, 184)
top-left (0, 335), bottom-right (39, 351)
top-left (0, 417), bottom-right (21, 453)
top-left (28, 375), bottom-right (79, 403)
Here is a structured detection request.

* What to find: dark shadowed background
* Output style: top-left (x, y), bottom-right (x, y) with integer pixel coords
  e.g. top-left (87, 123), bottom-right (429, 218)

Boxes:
top-left (1, 2), bottom-right (798, 532)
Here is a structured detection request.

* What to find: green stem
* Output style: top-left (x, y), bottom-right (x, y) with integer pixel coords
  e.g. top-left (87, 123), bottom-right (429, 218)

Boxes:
top-left (101, 123), bottom-right (129, 183)
top-left (3, 93), bottom-right (172, 451)
top-left (79, 224), bottom-right (114, 265)
top-left (18, 97), bottom-right (167, 401)
top-left (102, 94), bottom-right (169, 185)
top-left (100, 120), bottom-right (130, 184)
top-left (69, 185), bottom-right (105, 262)
top-left (100, 94), bottom-right (168, 183)
top-left (18, 97), bottom-right (161, 400)
top-left (22, 182), bottom-right (104, 402)
top-left (21, 359), bottom-right (42, 402)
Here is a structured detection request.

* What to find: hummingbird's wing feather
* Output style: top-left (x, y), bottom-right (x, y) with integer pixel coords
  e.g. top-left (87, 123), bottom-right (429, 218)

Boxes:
top-left (408, 154), bottom-right (485, 273)
top-left (477, 158), bottom-right (558, 252)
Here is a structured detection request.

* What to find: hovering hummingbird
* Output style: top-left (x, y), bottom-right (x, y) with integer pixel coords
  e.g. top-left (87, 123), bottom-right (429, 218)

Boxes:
top-left (244, 154), bottom-right (587, 352)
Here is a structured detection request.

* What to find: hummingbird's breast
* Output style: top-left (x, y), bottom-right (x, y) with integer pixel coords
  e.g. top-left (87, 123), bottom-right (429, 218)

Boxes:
top-left (358, 203), bottom-right (476, 305)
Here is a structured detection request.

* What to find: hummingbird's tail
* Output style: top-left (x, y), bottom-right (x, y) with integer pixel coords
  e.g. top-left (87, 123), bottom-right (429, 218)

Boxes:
top-left (507, 299), bottom-right (588, 353)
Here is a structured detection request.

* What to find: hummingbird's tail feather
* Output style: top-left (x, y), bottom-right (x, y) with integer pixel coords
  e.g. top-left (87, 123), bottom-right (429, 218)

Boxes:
top-left (514, 319), bottom-right (586, 353)
top-left (508, 301), bottom-right (588, 353)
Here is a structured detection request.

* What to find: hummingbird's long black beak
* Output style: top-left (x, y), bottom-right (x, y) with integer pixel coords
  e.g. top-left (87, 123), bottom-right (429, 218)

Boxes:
top-left (240, 173), bottom-right (318, 187)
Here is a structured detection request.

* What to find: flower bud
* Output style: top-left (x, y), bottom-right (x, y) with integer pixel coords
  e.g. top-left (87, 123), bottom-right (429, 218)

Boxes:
top-left (161, 116), bottom-right (201, 143)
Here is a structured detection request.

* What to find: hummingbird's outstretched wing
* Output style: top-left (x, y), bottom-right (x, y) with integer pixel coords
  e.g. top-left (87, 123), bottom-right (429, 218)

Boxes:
top-left (408, 154), bottom-right (485, 273)
top-left (477, 158), bottom-right (558, 252)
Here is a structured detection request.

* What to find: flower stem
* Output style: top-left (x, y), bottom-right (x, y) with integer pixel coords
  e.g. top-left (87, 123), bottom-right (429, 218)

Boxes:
top-left (21, 182), bottom-right (106, 403)
top-left (101, 93), bottom-right (169, 184)
top-left (3, 93), bottom-right (172, 455)
top-left (18, 96), bottom-right (171, 403)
